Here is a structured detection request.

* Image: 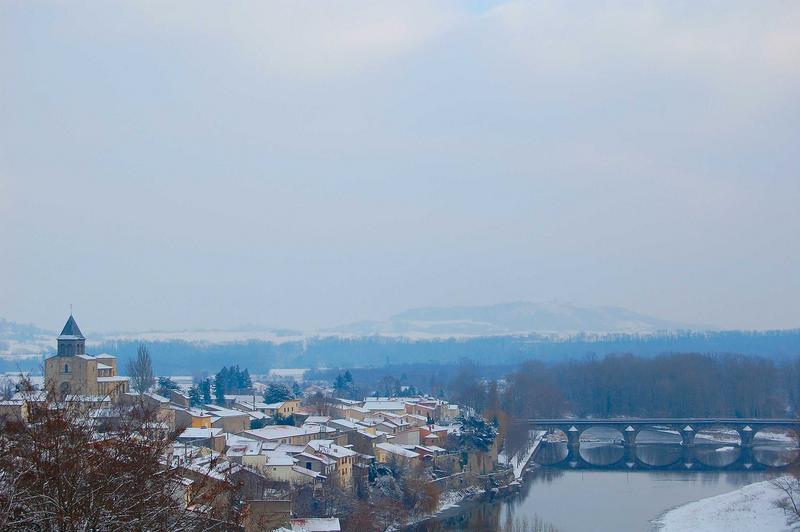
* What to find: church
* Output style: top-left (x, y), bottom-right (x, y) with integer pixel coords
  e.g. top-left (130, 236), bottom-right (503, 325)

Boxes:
top-left (44, 315), bottom-right (129, 398)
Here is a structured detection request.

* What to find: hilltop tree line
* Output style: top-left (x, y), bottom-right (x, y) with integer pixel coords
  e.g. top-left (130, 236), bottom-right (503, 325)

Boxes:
top-left (451, 353), bottom-right (798, 420)
top-left (19, 328), bottom-right (791, 376)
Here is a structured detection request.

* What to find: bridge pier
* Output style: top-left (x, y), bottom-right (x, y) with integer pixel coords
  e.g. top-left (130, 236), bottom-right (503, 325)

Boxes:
top-left (681, 444), bottom-right (695, 468)
top-left (738, 426), bottom-right (754, 449)
top-left (681, 425), bottom-right (696, 446)
top-left (566, 426), bottom-right (581, 466)
top-left (624, 445), bottom-right (637, 467)
top-left (623, 426), bottom-right (638, 447)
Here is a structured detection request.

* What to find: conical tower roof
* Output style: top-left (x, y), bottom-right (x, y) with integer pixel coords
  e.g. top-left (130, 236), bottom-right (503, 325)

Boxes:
top-left (58, 314), bottom-right (85, 339)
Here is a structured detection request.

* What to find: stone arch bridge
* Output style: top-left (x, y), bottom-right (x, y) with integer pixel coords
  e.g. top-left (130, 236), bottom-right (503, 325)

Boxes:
top-left (528, 418), bottom-right (800, 469)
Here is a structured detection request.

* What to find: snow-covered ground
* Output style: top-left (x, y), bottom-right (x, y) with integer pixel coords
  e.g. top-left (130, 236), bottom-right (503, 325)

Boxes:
top-left (653, 478), bottom-right (793, 531)
top-left (498, 430), bottom-right (545, 479)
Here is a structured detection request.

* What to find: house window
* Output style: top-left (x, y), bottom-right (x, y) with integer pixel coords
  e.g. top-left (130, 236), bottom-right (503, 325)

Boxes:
top-left (306, 462), bottom-right (312, 470)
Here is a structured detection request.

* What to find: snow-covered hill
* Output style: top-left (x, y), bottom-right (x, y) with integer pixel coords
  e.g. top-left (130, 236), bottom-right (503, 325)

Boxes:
top-left (327, 301), bottom-right (706, 336)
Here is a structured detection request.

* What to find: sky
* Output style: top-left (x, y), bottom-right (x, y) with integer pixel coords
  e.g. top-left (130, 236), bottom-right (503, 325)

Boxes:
top-left (1, 1), bottom-right (799, 333)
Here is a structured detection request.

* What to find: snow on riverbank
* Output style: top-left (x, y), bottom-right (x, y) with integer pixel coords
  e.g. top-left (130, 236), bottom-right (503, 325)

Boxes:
top-left (499, 430), bottom-right (545, 479)
top-left (653, 478), bottom-right (793, 531)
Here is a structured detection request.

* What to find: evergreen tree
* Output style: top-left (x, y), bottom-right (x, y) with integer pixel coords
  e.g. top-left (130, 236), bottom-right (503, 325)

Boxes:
top-left (264, 383), bottom-right (294, 404)
top-left (198, 378), bottom-right (212, 404)
top-left (156, 376), bottom-right (179, 398)
top-left (188, 385), bottom-right (202, 407)
top-left (291, 381), bottom-right (303, 398)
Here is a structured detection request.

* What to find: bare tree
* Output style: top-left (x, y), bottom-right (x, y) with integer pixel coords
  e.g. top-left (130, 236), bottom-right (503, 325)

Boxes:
top-left (127, 343), bottom-right (156, 394)
top-left (772, 475), bottom-right (800, 526)
top-left (0, 389), bottom-right (240, 530)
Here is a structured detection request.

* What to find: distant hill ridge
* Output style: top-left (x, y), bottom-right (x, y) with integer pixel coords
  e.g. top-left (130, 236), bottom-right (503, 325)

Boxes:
top-left (328, 301), bottom-right (705, 335)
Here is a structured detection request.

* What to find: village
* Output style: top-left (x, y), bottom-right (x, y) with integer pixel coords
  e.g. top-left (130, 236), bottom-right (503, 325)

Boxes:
top-left (0, 316), bottom-right (514, 531)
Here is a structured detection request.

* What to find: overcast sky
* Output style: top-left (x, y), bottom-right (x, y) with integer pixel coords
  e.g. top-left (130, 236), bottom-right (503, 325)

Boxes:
top-left (1, 1), bottom-right (799, 333)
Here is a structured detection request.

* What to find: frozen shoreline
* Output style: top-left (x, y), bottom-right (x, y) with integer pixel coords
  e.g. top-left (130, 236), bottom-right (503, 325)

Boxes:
top-left (652, 477), bottom-right (793, 531)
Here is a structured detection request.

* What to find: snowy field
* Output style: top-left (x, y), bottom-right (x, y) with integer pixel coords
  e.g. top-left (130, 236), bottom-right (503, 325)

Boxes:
top-left (654, 478), bottom-right (793, 531)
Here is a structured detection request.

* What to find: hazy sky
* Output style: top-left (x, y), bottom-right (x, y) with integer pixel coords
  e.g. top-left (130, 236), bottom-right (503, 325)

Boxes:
top-left (2, 1), bottom-right (799, 333)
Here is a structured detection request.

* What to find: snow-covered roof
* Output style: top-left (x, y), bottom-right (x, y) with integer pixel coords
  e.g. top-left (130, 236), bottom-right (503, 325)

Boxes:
top-left (363, 400), bottom-right (406, 412)
top-left (182, 455), bottom-right (240, 480)
top-left (64, 394), bottom-right (111, 402)
top-left (226, 441), bottom-right (263, 457)
top-left (178, 427), bottom-right (223, 440)
top-left (265, 451), bottom-right (296, 466)
top-left (146, 392), bottom-right (170, 403)
top-left (356, 429), bottom-right (379, 439)
top-left (96, 363), bottom-right (112, 370)
top-left (376, 442), bottom-right (419, 459)
top-left (263, 401), bottom-right (292, 409)
top-left (291, 465), bottom-right (326, 480)
top-left (94, 353), bottom-right (116, 359)
top-left (296, 451), bottom-right (336, 466)
top-left (306, 439), bottom-right (356, 458)
top-left (244, 425), bottom-right (334, 442)
top-left (226, 433), bottom-right (258, 446)
top-left (234, 399), bottom-right (271, 410)
top-left (289, 517), bottom-right (341, 531)
top-left (203, 404), bottom-right (249, 418)
top-left (97, 376), bottom-right (129, 382)
top-left (328, 418), bottom-right (358, 430)
top-left (274, 443), bottom-right (307, 454)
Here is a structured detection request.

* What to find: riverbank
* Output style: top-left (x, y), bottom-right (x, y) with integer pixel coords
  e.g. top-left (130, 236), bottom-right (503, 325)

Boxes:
top-left (499, 430), bottom-right (545, 479)
top-left (653, 477), bottom-right (793, 531)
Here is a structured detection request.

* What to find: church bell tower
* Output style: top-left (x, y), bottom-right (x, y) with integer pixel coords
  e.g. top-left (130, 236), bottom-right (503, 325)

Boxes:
top-left (57, 314), bottom-right (86, 356)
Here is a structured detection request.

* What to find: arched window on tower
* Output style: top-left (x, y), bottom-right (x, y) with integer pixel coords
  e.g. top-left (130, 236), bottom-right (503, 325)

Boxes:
top-left (64, 364), bottom-right (69, 373)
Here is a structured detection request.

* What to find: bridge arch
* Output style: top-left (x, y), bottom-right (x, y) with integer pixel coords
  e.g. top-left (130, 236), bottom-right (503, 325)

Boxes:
top-left (579, 426), bottom-right (625, 466)
top-left (693, 425), bottom-right (741, 468)
top-left (534, 427), bottom-right (570, 466)
top-left (633, 426), bottom-right (683, 467)
top-left (750, 426), bottom-right (800, 468)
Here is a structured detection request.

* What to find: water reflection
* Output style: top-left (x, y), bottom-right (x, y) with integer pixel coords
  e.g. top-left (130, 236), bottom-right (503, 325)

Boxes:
top-left (535, 426), bottom-right (799, 470)
top-left (418, 468), bottom-right (779, 532)
top-left (579, 428), bottom-right (624, 466)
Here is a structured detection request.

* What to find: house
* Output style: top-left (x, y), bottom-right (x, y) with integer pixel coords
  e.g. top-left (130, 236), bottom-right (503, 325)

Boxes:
top-left (305, 440), bottom-right (357, 488)
top-left (203, 404), bottom-right (251, 433)
top-left (295, 451), bottom-right (336, 478)
top-left (420, 425), bottom-right (451, 447)
top-left (374, 442), bottom-right (420, 465)
top-left (173, 407), bottom-right (213, 430)
top-left (177, 427), bottom-right (226, 452)
top-left (362, 399), bottom-right (406, 415)
top-left (404, 397), bottom-right (460, 422)
top-left (242, 425), bottom-right (335, 446)
top-left (260, 452), bottom-right (326, 485)
top-left (177, 453), bottom-right (240, 513)
top-left (0, 399), bottom-right (27, 422)
top-left (121, 392), bottom-right (176, 430)
top-left (170, 389), bottom-right (191, 408)
top-left (264, 400), bottom-right (301, 417)
top-left (391, 428), bottom-right (421, 446)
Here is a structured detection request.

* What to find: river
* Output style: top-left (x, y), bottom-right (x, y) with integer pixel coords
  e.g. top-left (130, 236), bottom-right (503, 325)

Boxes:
top-left (417, 427), bottom-right (797, 531)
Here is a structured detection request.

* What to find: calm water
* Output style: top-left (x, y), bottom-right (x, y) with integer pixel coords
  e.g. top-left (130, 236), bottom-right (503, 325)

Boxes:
top-left (421, 427), bottom-right (796, 532)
